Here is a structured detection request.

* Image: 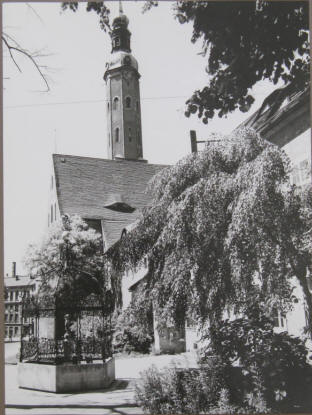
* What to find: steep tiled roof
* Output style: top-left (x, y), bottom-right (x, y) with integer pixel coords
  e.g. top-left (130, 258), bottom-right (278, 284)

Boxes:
top-left (53, 154), bottom-right (168, 249)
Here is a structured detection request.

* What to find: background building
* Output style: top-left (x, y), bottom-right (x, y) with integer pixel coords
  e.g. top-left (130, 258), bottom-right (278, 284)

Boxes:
top-left (4, 262), bottom-right (39, 341)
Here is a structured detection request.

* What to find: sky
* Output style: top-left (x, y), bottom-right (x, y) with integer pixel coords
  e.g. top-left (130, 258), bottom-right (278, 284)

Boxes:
top-left (2, 1), bottom-right (289, 276)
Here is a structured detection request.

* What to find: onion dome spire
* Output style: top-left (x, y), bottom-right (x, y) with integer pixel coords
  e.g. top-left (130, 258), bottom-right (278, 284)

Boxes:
top-left (111, 1), bottom-right (131, 53)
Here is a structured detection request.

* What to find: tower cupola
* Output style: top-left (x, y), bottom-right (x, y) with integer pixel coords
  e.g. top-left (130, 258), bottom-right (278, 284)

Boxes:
top-left (111, 2), bottom-right (131, 53)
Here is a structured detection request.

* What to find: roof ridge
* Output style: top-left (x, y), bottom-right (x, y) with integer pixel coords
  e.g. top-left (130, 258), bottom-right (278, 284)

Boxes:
top-left (53, 153), bottom-right (170, 167)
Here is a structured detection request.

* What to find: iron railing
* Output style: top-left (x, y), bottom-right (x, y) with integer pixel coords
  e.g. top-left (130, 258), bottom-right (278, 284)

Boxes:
top-left (20, 336), bottom-right (112, 364)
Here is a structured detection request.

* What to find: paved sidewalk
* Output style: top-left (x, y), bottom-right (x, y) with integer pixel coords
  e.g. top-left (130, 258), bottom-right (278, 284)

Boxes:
top-left (5, 352), bottom-right (198, 414)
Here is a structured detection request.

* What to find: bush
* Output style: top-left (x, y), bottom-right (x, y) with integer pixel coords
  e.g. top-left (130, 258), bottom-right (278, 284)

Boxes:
top-left (113, 307), bottom-right (154, 354)
top-left (203, 304), bottom-right (312, 413)
top-left (136, 304), bottom-right (312, 414)
top-left (135, 364), bottom-right (224, 414)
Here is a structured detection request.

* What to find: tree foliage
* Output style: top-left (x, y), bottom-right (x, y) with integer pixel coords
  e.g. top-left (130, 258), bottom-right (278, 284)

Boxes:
top-left (136, 303), bottom-right (312, 414)
top-left (62, 1), bottom-right (309, 123)
top-left (113, 305), bottom-right (154, 354)
top-left (107, 128), bottom-right (312, 333)
top-left (24, 215), bottom-right (116, 309)
top-left (174, 1), bottom-right (310, 123)
top-left (61, 2), bottom-right (111, 32)
top-left (204, 302), bottom-right (312, 412)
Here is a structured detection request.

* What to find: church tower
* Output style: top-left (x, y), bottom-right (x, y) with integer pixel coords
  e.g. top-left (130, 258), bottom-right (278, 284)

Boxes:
top-left (104, 3), bottom-right (144, 161)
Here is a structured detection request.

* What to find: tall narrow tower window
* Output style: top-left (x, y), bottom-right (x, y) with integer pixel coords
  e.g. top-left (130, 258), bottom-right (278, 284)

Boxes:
top-left (113, 97), bottom-right (119, 110)
top-left (115, 128), bottom-right (119, 143)
top-left (128, 127), bottom-right (132, 142)
top-left (125, 96), bottom-right (131, 109)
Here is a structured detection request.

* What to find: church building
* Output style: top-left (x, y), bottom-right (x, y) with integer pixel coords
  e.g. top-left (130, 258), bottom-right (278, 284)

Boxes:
top-left (48, 5), bottom-right (167, 252)
top-left (46, 6), bottom-right (170, 348)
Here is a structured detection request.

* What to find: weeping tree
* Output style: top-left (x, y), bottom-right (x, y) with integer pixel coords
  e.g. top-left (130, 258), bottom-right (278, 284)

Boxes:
top-left (107, 128), bottom-right (312, 335)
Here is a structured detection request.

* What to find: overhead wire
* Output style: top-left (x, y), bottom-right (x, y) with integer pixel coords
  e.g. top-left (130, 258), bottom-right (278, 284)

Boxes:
top-left (4, 95), bottom-right (189, 109)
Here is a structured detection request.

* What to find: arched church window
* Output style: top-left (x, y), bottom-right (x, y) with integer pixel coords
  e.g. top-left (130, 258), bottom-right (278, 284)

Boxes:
top-left (113, 97), bottom-right (119, 110)
top-left (115, 128), bottom-right (119, 143)
top-left (125, 96), bottom-right (131, 109)
top-left (128, 127), bottom-right (132, 142)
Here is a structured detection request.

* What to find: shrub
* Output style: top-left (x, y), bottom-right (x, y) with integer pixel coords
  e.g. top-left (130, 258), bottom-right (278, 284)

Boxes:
top-left (113, 307), bottom-right (154, 354)
top-left (203, 303), bottom-right (312, 412)
top-left (135, 362), bottom-right (227, 414)
top-left (136, 303), bottom-right (312, 414)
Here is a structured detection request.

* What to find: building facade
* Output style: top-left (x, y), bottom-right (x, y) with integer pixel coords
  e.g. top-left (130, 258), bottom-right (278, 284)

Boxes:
top-left (4, 262), bottom-right (39, 341)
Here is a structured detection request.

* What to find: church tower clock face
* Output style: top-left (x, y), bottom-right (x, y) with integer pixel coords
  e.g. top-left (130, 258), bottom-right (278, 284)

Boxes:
top-left (103, 5), bottom-right (144, 162)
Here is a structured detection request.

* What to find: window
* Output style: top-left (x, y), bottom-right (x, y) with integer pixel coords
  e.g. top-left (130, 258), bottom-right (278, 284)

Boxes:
top-left (15, 291), bottom-right (19, 300)
top-left (10, 292), bottom-right (13, 301)
top-left (9, 314), bottom-right (13, 322)
top-left (15, 314), bottom-right (18, 323)
top-left (128, 127), bottom-right (132, 142)
top-left (14, 327), bottom-right (18, 336)
top-left (273, 309), bottom-right (286, 328)
top-left (5, 314), bottom-right (8, 322)
top-left (125, 96), bottom-right (131, 109)
top-left (113, 97), bottom-right (119, 110)
top-left (115, 128), bottom-right (119, 143)
top-left (15, 304), bottom-right (18, 312)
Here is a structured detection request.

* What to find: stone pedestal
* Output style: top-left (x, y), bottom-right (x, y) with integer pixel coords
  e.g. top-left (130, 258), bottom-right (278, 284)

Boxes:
top-left (17, 358), bottom-right (115, 393)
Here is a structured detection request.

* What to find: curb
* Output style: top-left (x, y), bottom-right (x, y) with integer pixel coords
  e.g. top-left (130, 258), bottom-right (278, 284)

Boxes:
top-left (6, 404), bottom-right (140, 409)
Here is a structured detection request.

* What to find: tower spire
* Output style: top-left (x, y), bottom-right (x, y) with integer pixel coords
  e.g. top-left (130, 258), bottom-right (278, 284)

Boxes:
top-left (104, 2), bottom-right (144, 161)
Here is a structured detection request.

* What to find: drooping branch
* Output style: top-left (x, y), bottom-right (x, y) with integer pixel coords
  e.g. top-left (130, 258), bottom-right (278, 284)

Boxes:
top-left (2, 33), bottom-right (50, 92)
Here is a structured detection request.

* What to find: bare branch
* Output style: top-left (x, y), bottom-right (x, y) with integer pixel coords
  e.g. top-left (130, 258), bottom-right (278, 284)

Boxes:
top-left (2, 34), bottom-right (50, 92)
top-left (26, 3), bottom-right (45, 25)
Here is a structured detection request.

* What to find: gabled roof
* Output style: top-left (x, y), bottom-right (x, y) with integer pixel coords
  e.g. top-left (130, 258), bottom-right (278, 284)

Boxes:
top-left (53, 154), bottom-right (168, 249)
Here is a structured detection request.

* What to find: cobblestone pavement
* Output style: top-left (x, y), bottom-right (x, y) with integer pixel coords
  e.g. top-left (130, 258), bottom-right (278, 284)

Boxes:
top-left (5, 350), bottom-right (198, 415)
